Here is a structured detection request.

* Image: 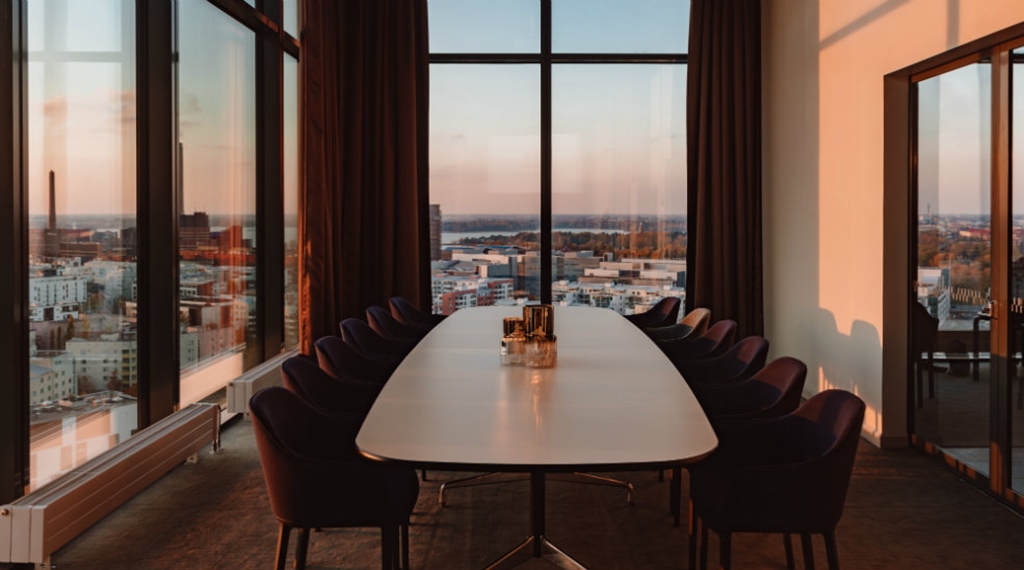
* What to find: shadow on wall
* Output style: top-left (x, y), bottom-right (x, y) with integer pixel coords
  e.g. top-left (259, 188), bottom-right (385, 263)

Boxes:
top-left (807, 307), bottom-right (883, 442)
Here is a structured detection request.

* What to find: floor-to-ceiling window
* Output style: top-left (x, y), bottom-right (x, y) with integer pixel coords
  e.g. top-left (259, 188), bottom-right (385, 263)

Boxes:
top-left (901, 31), bottom-right (1024, 511)
top-left (9, 0), bottom-right (299, 495)
top-left (428, 0), bottom-right (688, 316)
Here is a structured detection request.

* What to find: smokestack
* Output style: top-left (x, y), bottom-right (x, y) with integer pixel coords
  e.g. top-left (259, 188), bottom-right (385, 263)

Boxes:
top-left (48, 169), bottom-right (56, 230)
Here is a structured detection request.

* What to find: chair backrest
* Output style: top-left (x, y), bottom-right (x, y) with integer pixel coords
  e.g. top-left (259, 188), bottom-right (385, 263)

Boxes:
top-left (339, 317), bottom-right (411, 361)
top-left (786, 389), bottom-right (866, 527)
top-left (315, 335), bottom-right (395, 383)
top-left (912, 301), bottom-right (939, 353)
top-left (697, 356), bottom-right (806, 421)
top-left (677, 335), bottom-right (769, 384)
top-left (679, 308), bottom-right (712, 337)
top-left (281, 356), bottom-right (378, 416)
top-left (389, 295), bottom-right (444, 329)
top-left (626, 296), bottom-right (681, 328)
top-left (367, 305), bottom-right (426, 342)
top-left (662, 319), bottom-right (738, 361)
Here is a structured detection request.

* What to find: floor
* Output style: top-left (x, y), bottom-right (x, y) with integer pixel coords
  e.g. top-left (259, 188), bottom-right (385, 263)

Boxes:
top-left (23, 414), bottom-right (1024, 570)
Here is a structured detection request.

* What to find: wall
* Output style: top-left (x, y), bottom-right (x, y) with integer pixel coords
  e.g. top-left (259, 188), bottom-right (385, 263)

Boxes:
top-left (762, 0), bottom-right (1024, 447)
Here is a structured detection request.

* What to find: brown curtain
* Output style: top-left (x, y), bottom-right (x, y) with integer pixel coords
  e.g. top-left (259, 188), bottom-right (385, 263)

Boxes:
top-left (686, 0), bottom-right (763, 338)
top-left (300, 0), bottom-right (431, 355)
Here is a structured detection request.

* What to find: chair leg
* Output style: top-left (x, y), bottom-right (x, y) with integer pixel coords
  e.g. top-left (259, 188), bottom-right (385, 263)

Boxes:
top-left (700, 521), bottom-right (709, 570)
top-left (823, 531), bottom-right (840, 570)
top-left (687, 503), bottom-right (698, 570)
top-left (801, 533), bottom-right (815, 570)
top-left (672, 466), bottom-right (683, 526)
top-left (401, 523), bottom-right (410, 570)
top-left (719, 531), bottom-right (731, 570)
top-left (295, 528), bottom-right (311, 570)
top-left (784, 534), bottom-right (795, 570)
top-left (927, 352), bottom-right (935, 398)
top-left (274, 523), bottom-right (291, 570)
top-left (382, 525), bottom-right (398, 570)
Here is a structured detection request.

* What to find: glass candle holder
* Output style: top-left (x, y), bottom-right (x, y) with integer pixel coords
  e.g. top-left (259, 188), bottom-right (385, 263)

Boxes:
top-left (500, 317), bottom-right (526, 366)
top-left (524, 335), bottom-right (557, 368)
top-left (524, 304), bottom-right (555, 339)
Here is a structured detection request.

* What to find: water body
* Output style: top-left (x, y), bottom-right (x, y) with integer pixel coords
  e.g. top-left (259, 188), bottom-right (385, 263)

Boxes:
top-left (443, 228), bottom-right (627, 244)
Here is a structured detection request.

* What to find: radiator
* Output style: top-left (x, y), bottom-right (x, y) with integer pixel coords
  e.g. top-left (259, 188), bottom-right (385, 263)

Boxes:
top-left (225, 348), bottom-right (297, 415)
top-left (0, 402), bottom-right (221, 568)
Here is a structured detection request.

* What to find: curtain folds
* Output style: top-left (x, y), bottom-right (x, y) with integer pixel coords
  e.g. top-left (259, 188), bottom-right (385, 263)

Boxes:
top-left (686, 0), bottom-right (763, 338)
top-left (300, 0), bottom-right (431, 355)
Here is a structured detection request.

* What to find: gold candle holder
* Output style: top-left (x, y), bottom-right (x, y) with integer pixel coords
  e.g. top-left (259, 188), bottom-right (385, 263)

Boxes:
top-left (500, 317), bottom-right (526, 366)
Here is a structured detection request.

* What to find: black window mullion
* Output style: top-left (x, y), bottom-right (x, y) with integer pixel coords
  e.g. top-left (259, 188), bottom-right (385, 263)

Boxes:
top-left (540, 0), bottom-right (552, 303)
top-left (0, 0), bottom-right (29, 504)
top-left (256, 19), bottom-right (284, 358)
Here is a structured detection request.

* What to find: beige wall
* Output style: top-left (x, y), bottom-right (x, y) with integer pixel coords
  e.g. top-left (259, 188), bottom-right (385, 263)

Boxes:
top-left (762, 0), bottom-right (1024, 446)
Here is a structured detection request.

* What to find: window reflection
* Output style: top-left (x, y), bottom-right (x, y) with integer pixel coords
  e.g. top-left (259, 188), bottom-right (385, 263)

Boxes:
top-left (177, 0), bottom-right (258, 405)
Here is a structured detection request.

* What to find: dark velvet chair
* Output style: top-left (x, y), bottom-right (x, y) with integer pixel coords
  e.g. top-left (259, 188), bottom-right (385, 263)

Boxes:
top-left (674, 335), bottom-right (770, 386)
top-left (389, 295), bottom-right (445, 330)
top-left (280, 356), bottom-right (381, 417)
top-left (315, 335), bottom-right (397, 383)
top-left (694, 356), bottom-right (808, 423)
top-left (624, 296), bottom-right (681, 329)
top-left (660, 319), bottom-right (738, 361)
top-left (249, 386), bottom-right (419, 570)
top-left (912, 301), bottom-right (942, 407)
top-left (688, 389), bottom-right (866, 570)
top-left (367, 305), bottom-right (428, 343)
top-left (645, 307), bottom-right (712, 342)
top-left (339, 317), bottom-right (414, 362)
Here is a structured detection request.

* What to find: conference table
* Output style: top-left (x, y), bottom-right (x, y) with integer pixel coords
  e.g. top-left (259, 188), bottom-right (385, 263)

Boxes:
top-left (356, 305), bottom-right (718, 569)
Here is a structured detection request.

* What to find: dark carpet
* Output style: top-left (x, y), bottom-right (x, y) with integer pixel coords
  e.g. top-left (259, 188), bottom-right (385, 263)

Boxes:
top-left (41, 416), bottom-right (1024, 569)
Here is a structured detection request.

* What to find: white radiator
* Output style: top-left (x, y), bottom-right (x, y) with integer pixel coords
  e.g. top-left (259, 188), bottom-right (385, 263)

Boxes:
top-left (225, 348), bottom-right (297, 415)
top-left (0, 402), bottom-right (221, 569)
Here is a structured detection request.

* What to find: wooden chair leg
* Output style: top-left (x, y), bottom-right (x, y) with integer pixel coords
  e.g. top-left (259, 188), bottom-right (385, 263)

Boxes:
top-left (719, 531), bottom-right (731, 570)
top-left (784, 533), bottom-right (795, 570)
top-left (823, 531), bottom-right (840, 570)
top-left (672, 466), bottom-right (683, 526)
top-left (295, 528), bottom-right (311, 570)
top-left (274, 523), bottom-right (291, 570)
top-left (801, 533), bottom-right (815, 570)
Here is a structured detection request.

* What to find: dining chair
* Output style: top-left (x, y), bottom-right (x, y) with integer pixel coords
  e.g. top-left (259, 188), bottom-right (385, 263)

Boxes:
top-left (912, 301), bottom-right (943, 407)
top-left (624, 296), bottom-right (681, 329)
top-left (280, 355), bottom-right (381, 417)
top-left (687, 389), bottom-right (866, 570)
top-left (315, 335), bottom-right (397, 383)
top-left (669, 356), bottom-right (807, 526)
top-left (339, 317), bottom-right (414, 362)
top-left (389, 295), bottom-right (445, 330)
top-left (644, 307), bottom-right (712, 342)
top-left (673, 335), bottom-right (770, 386)
top-left (249, 386), bottom-right (419, 570)
top-left (659, 319), bottom-right (737, 362)
top-left (367, 305), bottom-right (428, 343)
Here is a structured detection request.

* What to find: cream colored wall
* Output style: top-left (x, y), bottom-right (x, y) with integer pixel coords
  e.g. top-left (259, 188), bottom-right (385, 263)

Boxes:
top-left (762, 0), bottom-right (1024, 447)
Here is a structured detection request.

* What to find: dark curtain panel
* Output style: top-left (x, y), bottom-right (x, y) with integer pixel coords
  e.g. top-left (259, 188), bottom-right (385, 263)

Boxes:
top-left (686, 0), bottom-right (763, 338)
top-left (300, 0), bottom-right (431, 354)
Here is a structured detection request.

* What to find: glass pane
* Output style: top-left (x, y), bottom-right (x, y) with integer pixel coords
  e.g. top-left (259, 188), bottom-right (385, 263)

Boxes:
top-left (178, 0), bottom-right (258, 406)
top-left (552, 64), bottom-right (685, 314)
top-left (913, 62), bottom-right (991, 477)
top-left (27, 0), bottom-right (137, 492)
top-left (284, 55), bottom-right (300, 349)
top-left (429, 65), bottom-right (540, 313)
top-left (553, 0), bottom-right (689, 54)
top-left (1012, 46), bottom-right (1024, 496)
top-left (283, 0), bottom-right (299, 37)
top-left (428, 0), bottom-right (539, 54)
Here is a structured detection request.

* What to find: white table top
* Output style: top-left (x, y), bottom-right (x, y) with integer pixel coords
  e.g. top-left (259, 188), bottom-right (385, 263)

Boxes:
top-left (356, 306), bottom-right (718, 471)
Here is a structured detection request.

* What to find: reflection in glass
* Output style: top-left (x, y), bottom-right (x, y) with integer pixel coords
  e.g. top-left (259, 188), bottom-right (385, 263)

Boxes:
top-left (551, 65), bottom-right (686, 313)
top-left (428, 0), bottom-right (539, 54)
top-left (913, 62), bottom-right (991, 477)
top-left (284, 55), bottom-right (300, 349)
top-left (1011, 46), bottom-right (1024, 496)
top-left (26, 0), bottom-right (138, 491)
top-left (429, 65), bottom-right (540, 314)
top-left (552, 0), bottom-right (690, 54)
top-left (283, 0), bottom-right (299, 37)
top-left (177, 0), bottom-right (258, 405)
